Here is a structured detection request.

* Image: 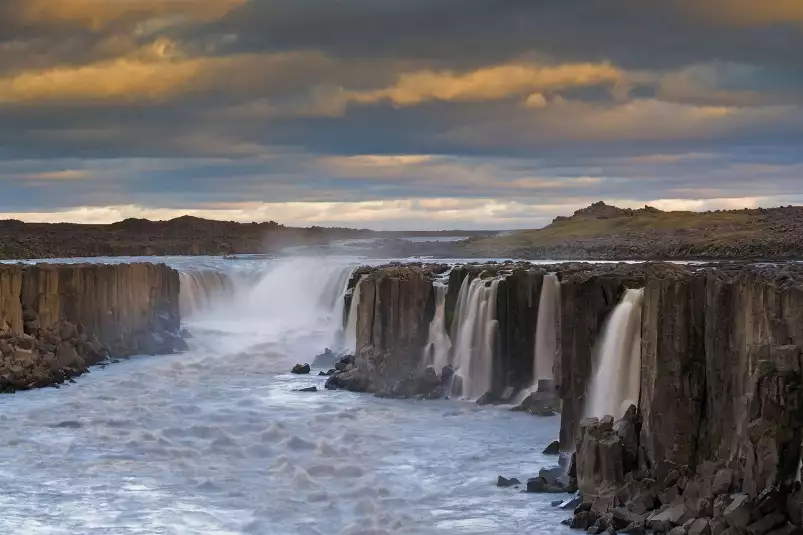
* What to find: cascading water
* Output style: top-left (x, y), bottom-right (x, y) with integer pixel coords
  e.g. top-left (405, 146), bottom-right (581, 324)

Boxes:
top-left (179, 270), bottom-right (237, 317)
top-left (585, 288), bottom-right (644, 420)
top-left (533, 273), bottom-right (561, 381)
top-left (451, 275), bottom-right (501, 399)
top-left (342, 276), bottom-right (364, 354)
top-left (422, 282), bottom-right (452, 370)
top-left (184, 257), bottom-right (357, 356)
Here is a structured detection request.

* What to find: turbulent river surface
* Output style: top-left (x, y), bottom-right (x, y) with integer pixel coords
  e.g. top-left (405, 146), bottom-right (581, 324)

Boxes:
top-left (0, 255), bottom-right (573, 535)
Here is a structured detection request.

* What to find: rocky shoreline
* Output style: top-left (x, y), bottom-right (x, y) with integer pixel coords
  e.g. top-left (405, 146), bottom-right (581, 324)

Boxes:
top-left (318, 260), bottom-right (803, 534)
top-left (0, 262), bottom-right (186, 392)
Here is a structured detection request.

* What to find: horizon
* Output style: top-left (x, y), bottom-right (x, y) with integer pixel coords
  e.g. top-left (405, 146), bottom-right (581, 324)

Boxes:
top-left (2, 1), bottom-right (803, 230)
top-left (2, 198), bottom-right (803, 232)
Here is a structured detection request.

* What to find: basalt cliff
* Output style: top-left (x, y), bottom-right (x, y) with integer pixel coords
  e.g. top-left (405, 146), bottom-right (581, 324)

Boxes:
top-left (0, 262), bottom-right (185, 392)
top-left (326, 260), bottom-right (803, 535)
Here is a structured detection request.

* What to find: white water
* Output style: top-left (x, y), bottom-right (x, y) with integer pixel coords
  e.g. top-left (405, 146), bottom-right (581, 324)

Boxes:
top-left (451, 276), bottom-right (501, 400)
top-left (423, 282), bottom-right (452, 371)
top-left (533, 274), bottom-right (561, 382)
top-left (0, 255), bottom-right (569, 534)
top-left (343, 276), bottom-right (364, 354)
top-left (585, 288), bottom-right (644, 420)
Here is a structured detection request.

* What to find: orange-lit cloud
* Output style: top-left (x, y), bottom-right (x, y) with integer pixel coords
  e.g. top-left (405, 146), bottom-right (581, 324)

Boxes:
top-left (11, 0), bottom-right (246, 31)
top-left (349, 62), bottom-right (623, 107)
top-left (0, 48), bottom-right (330, 105)
top-left (18, 170), bottom-right (94, 180)
top-left (679, 0), bottom-right (803, 26)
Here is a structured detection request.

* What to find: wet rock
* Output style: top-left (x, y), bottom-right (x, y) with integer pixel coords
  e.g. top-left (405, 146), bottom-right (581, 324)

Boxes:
top-left (526, 476), bottom-right (566, 493)
top-left (712, 469), bottom-right (733, 495)
top-left (765, 524), bottom-right (800, 535)
top-left (723, 494), bottom-right (752, 529)
top-left (668, 526), bottom-right (688, 535)
top-left (295, 386), bottom-right (317, 392)
top-left (312, 348), bottom-right (338, 368)
top-left (612, 507), bottom-right (646, 530)
top-left (747, 512), bottom-right (786, 535)
top-left (557, 494), bottom-right (583, 510)
top-left (325, 364), bottom-right (371, 393)
top-left (476, 390), bottom-right (502, 405)
top-left (543, 440), bottom-right (561, 455)
top-left (649, 504), bottom-right (693, 533)
top-left (571, 511), bottom-right (600, 530)
top-left (687, 519), bottom-right (711, 535)
top-left (291, 363), bottom-right (311, 375)
top-left (440, 364), bottom-right (455, 387)
top-left (496, 476), bottom-right (521, 487)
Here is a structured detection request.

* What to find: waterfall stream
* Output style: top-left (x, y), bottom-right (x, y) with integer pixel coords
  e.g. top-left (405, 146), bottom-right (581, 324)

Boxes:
top-left (533, 273), bottom-right (561, 382)
top-left (423, 282), bottom-right (452, 370)
top-left (342, 276), bottom-right (364, 354)
top-left (585, 288), bottom-right (644, 420)
top-left (451, 276), bottom-right (501, 399)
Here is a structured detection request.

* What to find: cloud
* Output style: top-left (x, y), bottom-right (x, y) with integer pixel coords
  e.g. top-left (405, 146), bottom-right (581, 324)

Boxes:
top-left (348, 62), bottom-right (623, 107)
top-left (7, 0), bottom-right (246, 31)
top-left (1, 1), bottom-right (803, 227)
top-left (0, 47), bottom-right (336, 105)
top-left (678, 0), bottom-right (803, 27)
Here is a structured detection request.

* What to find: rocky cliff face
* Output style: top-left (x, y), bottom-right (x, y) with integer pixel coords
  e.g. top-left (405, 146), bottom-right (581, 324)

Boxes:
top-left (344, 260), bottom-right (803, 532)
top-left (328, 264), bottom-right (441, 395)
top-left (0, 262), bottom-right (184, 392)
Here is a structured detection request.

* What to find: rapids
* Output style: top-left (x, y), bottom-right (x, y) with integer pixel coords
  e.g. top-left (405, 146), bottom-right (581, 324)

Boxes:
top-left (0, 255), bottom-right (571, 535)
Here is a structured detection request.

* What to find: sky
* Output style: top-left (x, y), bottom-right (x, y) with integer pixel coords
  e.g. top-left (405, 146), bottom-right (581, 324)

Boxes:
top-left (1, 0), bottom-right (803, 230)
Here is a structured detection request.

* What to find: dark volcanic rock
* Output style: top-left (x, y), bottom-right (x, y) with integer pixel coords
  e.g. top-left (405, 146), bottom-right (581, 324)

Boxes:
top-left (295, 386), bottom-right (318, 393)
top-left (543, 440), bottom-right (561, 455)
top-left (291, 363), bottom-right (311, 375)
top-left (497, 476), bottom-right (521, 488)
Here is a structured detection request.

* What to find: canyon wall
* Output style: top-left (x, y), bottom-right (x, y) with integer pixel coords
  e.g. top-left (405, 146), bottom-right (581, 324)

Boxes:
top-left (0, 262), bottom-right (184, 391)
top-left (351, 265), bottom-right (439, 393)
top-left (349, 261), bottom-right (803, 531)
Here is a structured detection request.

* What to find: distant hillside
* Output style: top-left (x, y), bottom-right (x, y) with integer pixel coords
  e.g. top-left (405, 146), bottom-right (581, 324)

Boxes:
top-left (463, 201), bottom-right (803, 260)
top-left (0, 216), bottom-right (491, 260)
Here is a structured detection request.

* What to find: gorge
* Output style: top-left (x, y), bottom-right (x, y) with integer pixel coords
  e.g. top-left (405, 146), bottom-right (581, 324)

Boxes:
top-left (3, 254), bottom-right (803, 534)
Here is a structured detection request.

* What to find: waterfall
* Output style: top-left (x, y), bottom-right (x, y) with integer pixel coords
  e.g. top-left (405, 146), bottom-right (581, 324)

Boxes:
top-left (342, 276), bottom-right (364, 354)
top-left (423, 282), bottom-right (451, 370)
top-left (585, 288), bottom-right (644, 420)
top-left (533, 273), bottom-right (561, 381)
top-left (451, 276), bottom-right (501, 399)
top-left (179, 270), bottom-right (237, 317)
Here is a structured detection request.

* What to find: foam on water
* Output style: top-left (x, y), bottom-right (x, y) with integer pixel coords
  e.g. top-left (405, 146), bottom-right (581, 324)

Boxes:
top-left (0, 255), bottom-right (571, 534)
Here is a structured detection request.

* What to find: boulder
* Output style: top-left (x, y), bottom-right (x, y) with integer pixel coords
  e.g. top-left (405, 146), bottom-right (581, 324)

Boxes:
top-left (747, 512), bottom-right (787, 535)
top-left (687, 519), bottom-right (711, 535)
top-left (295, 386), bottom-right (317, 393)
top-left (723, 494), bottom-right (753, 530)
top-left (712, 469), bottom-right (734, 495)
top-left (291, 363), bottom-right (311, 375)
top-left (649, 504), bottom-right (694, 533)
top-left (543, 440), bottom-right (561, 455)
top-left (496, 476), bottom-right (521, 488)
top-left (312, 348), bottom-right (338, 368)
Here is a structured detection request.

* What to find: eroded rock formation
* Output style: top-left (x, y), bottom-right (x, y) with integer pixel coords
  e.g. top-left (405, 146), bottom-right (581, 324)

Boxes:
top-left (339, 260), bottom-right (803, 532)
top-left (0, 262), bottom-right (184, 391)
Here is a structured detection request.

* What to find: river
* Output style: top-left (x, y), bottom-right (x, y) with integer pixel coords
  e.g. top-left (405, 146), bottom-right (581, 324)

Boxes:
top-left (0, 255), bottom-right (572, 534)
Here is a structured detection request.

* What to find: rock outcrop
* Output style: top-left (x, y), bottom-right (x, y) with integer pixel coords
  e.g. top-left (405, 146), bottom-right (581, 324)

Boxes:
top-left (0, 262), bottom-right (184, 391)
top-left (340, 260), bottom-right (803, 532)
top-left (568, 263), bottom-right (803, 534)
